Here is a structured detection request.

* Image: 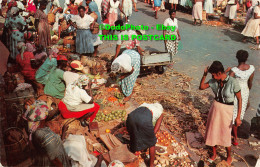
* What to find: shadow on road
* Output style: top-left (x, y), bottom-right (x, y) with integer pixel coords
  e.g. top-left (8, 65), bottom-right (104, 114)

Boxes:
top-left (244, 154), bottom-right (257, 166)
top-left (222, 29), bottom-right (245, 43)
top-left (177, 18), bottom-right (194, 26)
top-left (138, 7), bottom-right (155, 17)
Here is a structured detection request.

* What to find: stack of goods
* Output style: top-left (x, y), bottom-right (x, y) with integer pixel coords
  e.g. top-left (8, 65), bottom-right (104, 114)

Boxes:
top-left (136, 130), bottom-right (194, 167)
top-left (81, 56), bottom-right (107, 75)
top-left (94, 87), bottom-right (127, 122)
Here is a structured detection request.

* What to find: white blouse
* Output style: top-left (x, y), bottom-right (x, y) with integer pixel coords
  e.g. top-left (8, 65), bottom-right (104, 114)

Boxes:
top-left (140, 103), bottom-right (163, 126)
top-left (254, 6), bottom-right (260, 17)
top-left (163, 18), bottom-right (178, 32)
top-left (109, 0), bottom-right (120, 13)
top-left (70, 14), bottom-right (94, 29)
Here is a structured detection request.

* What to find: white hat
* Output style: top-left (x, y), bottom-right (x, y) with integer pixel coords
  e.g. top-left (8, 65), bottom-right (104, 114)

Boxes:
top-left (137, 25), bottom-right (145, 35)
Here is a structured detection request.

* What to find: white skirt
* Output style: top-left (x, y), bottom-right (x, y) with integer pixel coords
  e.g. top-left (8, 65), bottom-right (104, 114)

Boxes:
top-left (169, 0), bottom-right (178, 4)
top-left (241, 18), bottom-right (260, 37)
top-left (192, 2), bottom-right (203, 20)
top-left (224, 4), bottom-right (237, 19)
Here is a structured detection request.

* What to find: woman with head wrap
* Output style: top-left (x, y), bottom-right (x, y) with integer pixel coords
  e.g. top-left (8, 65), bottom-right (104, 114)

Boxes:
top-left (4, 7), bottom-right (26, 61)
top-left (59, 75), bottom-right (100, 127)
top-left (32, 127), bottom-right (71, 167)
top-left (126, 103), bottom-right (164, 167)
top-left (110, 49), bottom-right (140, 102)
top-left (16, 42), bottom-right (37, 81)
top-left (35, 1), bottom-right (51, 47)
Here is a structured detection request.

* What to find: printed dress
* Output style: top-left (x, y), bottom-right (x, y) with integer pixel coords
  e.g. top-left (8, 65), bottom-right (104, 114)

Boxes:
top-left (164, 18), bottom-right (179, 55)
top-left (119, 50), bottom-right (141, 97)
top-left (232, 65), bottom-right (255, 124)
top-left (4, 15), bottom-right (26, 60)
top-left (35, 9), bottom-right (51, 47)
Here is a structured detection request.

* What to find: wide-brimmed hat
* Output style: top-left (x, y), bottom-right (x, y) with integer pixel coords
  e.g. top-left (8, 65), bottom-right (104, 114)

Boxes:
top-left (70, 60), bottom-right (84, 70)
top-left (137, 25), bottom-right (145, 35)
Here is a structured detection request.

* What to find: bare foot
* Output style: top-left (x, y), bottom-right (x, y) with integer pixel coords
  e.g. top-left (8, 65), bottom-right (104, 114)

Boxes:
top-left (123, 96), bottom-right (131, 102)
top-left (226, 156), bottom-right (232, 165)
top-left (209, 154), bottom-right (217, 161)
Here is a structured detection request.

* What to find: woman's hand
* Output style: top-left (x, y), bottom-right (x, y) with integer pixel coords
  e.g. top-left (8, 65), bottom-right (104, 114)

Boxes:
top-left (24, 98), bottom-right (35, 109)
top-left (235, 117), bottom-right (242, 126)
top-left (203, 66), bottom-right (209, 76)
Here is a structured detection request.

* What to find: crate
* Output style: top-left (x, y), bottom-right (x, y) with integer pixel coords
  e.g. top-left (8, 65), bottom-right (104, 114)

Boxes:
top-left (141, 52), bottom-right (173, 66)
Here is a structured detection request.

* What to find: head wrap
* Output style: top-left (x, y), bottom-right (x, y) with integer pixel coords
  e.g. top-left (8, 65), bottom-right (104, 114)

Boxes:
top-left (57, 55), bottom-right (68, 61)
top-left (7, 1), bottom-right (17, 11)
top-left (26, 43), bottom-right (36, 53)
top-left (111, 63), bottom-right (120, 73)
top-left (72, 75), bottom-right (90, 89)
top-left (17, 42), bottom-right (26, 60)
top-left (10, 7), bottom-right (19, 16)
top-left (70, 60), bottom-right (84, 71)
top-left (108, 160), bottom-right (125, 167)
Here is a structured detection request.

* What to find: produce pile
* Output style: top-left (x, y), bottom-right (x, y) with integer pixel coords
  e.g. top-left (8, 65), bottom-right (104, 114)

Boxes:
top-left (131, 68), bottom-right (212, 160)
top-left (93, 87), bottom-right (128, 122)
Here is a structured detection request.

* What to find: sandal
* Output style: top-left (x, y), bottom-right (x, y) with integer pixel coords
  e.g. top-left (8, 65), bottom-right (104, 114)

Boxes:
top-left (81, 120), bottom-right (88, 127)
top-left (232, 141), bottom-right (238, 146)
top-left (208, 156), bottom-right (218, 163)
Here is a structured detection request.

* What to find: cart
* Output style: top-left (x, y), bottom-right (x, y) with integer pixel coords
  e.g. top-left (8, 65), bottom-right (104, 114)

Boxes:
top-left (141, 51), bottom-right (174, 75)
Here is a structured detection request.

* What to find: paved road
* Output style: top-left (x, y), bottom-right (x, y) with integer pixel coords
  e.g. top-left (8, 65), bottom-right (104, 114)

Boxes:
top-left (101, 1), bottom-right (260, 129)
top-left (98, 2), bottom-right (260, 166)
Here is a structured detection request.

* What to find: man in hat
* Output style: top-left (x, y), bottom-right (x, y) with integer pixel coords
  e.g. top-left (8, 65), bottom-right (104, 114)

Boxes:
top-left (114, 20), bottom-right (144, 59)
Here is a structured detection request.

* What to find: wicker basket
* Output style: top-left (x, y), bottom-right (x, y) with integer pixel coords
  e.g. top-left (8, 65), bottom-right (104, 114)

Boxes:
top-left (48, 13), bottom-right (55, 24)
top-left (202, 10), bottom-right (206, 21)
top-left (63, 36), bottom-right (75, 46)
top-left (91, 22), bottom-right (100, 34)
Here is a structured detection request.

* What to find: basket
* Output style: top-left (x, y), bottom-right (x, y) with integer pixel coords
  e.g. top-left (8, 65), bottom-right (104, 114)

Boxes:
top-left (48, 13), bottom-right (55, 24)
top-left (3, 127), bottom-right (27, 155)
top-left (63, 36), bottom-right (75, 46)
top-left (91, 22), bottom-right (100, 34)
top-left (202, 10), bottom-right (206, 21)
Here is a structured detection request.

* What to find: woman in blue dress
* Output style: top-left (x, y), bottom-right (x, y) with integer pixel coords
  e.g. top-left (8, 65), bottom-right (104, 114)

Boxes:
top-left (86, 0), bottom-right (103, 56)
top-left (5, 7), bottom-right (26, 61)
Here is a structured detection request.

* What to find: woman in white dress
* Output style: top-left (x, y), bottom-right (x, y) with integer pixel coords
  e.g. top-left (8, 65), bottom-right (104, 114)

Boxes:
top-left (241, 2), bottom-right (260, 45)
top-left (163, 9), bottom-right (181, 55)
top-left (229, 50), bottom-right (255, 146)
top-left (121, 0), bottom-right (133, 22)
top-left (169, 0), bottom-right (178, 10)
top-left (224, 0), bottom-right (238, 24)
top-left (204, 0), bottom-right (213, 20)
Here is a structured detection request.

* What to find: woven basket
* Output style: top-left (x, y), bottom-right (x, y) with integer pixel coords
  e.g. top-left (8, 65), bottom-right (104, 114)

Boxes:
top-left (91, 22), bottom-right (99, 34)
top-left (202, 10), bottom-right (206, 21)
top-left (48, 13), bottom-right (55, 24)
top-left (63, 36), bottom-right (75, 45)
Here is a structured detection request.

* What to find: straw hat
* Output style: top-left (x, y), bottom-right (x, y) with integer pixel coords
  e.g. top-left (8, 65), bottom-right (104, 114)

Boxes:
top-left (70, 60), bottom-right (84, 71)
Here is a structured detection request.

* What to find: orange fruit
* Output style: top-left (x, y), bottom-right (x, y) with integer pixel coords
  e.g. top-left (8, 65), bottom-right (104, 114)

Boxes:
top-left (105, 129), bottom-right (111, 133)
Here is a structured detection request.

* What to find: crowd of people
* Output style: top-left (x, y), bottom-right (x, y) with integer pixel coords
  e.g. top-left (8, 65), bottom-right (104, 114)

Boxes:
top-left (0, 0), bottom-right (258, 166)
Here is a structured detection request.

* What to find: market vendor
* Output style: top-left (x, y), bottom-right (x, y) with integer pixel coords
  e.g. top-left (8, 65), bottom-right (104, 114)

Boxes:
top-left (126, 103), bottom-right (164, 167)
top-left (224, 0), bottom-right (238, 25)
top-left (110, 49), bottom-right (141, 102)
top-left (32, 127), bottom-right (71, 167)
top-left (59, 75), bottom-right (100, 127)
top-left (114, 20), bottom-right (144, 59)
top-left (35, 53), bottom-right (68, 100)
top-left (199, 61), bottom-right (242, 165)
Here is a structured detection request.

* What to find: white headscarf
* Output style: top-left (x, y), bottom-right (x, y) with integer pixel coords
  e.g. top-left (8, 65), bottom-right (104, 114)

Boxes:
top-left (72, 75), bottom-right (90, 89)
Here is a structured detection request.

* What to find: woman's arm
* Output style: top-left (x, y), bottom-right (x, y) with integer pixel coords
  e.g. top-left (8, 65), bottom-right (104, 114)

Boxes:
top-left (248, 72), bottom-right (254, 89)
top-left (199, 66), bottom-right (210, 90)
top-left (53, 7), bottom-right (60, 14)
top-left (254, 12), bottom-right (260, 19)
top-left (114, 45), bottom-right (121, 59)
top-left (64, 7), bottom-right (70, 14)
top-left (229, 70), bottom-right (235, 77)
top-left (177, 29), bottom-right (181, 41)
top-left (119, 67), bottom-right (134, 79)
top-left (154, 114), bottom-right (164, 134)
top-left (235, 91), bottom-right (242, 126)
